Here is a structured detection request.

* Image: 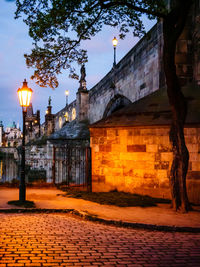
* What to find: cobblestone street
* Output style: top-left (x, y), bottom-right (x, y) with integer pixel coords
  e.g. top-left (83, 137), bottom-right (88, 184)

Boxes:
top-left (0, 213), bottom-right (200, 267)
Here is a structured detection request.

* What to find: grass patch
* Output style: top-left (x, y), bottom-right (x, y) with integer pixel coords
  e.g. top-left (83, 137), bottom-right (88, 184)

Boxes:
top-left (7, 200), bottom-right (36, 208)
top-left (60, 189), bottom-right (170, 207)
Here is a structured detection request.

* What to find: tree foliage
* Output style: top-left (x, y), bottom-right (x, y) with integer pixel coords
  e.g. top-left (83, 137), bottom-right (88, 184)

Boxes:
top-left (15, 0), bottom-right (166, 88)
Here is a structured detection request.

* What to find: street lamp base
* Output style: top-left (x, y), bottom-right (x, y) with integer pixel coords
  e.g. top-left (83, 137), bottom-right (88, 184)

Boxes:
top-left (19, 184), bottom-right (26, 202)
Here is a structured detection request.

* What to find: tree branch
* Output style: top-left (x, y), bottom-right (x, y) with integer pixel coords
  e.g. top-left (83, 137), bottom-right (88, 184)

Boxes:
top-left (99, 0), bottom-right (166, 18)
top-left (52, 7), bottom-right (103, 65)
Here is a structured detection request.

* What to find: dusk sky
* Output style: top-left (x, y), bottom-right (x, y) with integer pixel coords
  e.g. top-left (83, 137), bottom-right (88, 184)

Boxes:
top-left (0, 0), bottom-right (155, 129)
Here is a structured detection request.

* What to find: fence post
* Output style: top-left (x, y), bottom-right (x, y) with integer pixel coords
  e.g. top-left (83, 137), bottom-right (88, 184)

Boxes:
top-left (52, 146), bottom-right (56, 185)
top-left (86, 147), bottom-right (92, 192)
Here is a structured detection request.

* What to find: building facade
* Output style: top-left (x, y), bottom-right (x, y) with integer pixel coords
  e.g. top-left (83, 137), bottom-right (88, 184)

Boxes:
top-left (4, 122), bottom-right (21, 147)
top-left (90, 86), bottom-right (200, 204)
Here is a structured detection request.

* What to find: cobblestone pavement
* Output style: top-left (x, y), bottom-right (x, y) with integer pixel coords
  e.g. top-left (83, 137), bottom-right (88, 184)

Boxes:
top-left (0, 213), bottom-right (200, 267)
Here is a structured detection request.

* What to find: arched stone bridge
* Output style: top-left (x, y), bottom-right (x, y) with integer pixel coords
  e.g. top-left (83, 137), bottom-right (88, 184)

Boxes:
top-left (49, 17), bottom-right (193, 132)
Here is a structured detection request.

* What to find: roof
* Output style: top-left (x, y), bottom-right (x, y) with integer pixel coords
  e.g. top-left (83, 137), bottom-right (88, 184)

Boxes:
top-left (6, 121), bottom-right (17, 128)
top-left (48, 120), bottom-right (90, 140)
top-left (90, 85), bottom-right (200, 128)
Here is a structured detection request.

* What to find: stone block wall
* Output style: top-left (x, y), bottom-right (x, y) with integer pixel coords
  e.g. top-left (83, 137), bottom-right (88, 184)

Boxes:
top-left (90, 126), bottom-right (200, 204)
top-left (44, 6), bottom-right (195, 133)
top-left (89, 23), bottom-right (163, 124)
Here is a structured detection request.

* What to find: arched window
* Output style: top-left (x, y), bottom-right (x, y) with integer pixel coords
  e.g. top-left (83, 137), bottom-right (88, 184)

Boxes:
top-left (59, 116), bottom-right (63, 128)
top-left (72, 108), bottom-right (76, 120)
top-left (64, 112), bottom-right (69, 122)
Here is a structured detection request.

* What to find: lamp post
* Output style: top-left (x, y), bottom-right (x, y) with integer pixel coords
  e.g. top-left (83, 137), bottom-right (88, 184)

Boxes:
top-left (17, 79), bottom-right (33, 202)
top-left (112, 36), bottom-right (118, 67)
top-left (65, 90), bottom-right (69, 106)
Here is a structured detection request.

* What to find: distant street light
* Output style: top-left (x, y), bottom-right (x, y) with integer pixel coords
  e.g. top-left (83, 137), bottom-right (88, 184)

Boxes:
top-left (65, 90), bottom-right (69, 106)
top-left (17, 79), bottom-right (33, 202)
top-left (112, 37), bottom-right (118, 67)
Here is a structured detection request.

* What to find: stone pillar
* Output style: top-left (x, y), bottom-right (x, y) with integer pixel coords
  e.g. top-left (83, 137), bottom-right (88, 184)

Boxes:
top-left (45, 97), bottom-right (55, 136)
top-left (76, 64), bottom-right (89, 122)
top-left (46, 141), bottom-right (53, 183)
top-left (76, 90), bottom-right (89, 122)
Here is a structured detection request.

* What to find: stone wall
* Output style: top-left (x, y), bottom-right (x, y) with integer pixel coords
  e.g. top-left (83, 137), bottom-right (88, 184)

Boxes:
top-left (48, 8), bottom-right (194, 129)
top-left (48, 23), bottom-right (163, 129)
top-left (88, 23), bottom-right (163, 124)
top-left (54, 100), bottom-right (77, 131)
top-left (51, 22), bottom-right (162, 129)
top-left (90, 126), bottom-right (200, 204)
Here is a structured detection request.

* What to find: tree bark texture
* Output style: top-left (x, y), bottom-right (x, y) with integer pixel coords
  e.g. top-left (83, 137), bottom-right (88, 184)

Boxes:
top-left (162, 0), bottom-right (193, 212)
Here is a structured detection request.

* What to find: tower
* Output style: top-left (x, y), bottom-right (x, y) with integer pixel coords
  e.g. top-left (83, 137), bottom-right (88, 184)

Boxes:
top-left (45, 96), bottom-right (55, 136)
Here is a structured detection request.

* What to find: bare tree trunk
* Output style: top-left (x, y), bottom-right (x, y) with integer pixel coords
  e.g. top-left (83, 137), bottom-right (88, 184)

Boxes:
top-left (162, 0), bottom-right (193, 212)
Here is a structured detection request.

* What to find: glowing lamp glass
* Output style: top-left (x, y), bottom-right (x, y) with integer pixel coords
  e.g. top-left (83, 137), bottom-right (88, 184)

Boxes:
top-left (112, 37), bottom-right (118, 47)
top-left (65, 90), bottom-right (69, 96)
top-left (17, 80), bottom-right (33, 107)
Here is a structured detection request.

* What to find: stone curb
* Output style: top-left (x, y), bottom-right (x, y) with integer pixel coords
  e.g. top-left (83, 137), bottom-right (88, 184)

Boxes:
top-left (0, 208), bottom-right (200, 233)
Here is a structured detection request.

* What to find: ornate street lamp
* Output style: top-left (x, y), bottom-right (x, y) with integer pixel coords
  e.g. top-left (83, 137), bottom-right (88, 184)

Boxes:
top-left (112, 37), bottom-right (118, 67)
top-left (17, 79), bottom-right (33, 202)
top-left (65, 90), bottom-right (69, 106)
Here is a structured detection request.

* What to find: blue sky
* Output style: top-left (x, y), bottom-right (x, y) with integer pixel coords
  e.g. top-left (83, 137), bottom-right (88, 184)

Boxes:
top-left (0, 0), bottom-right (155, 128)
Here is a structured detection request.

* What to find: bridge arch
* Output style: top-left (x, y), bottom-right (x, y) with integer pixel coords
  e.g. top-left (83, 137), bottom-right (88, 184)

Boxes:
top-left (103, 94), bottom-right (132, 119)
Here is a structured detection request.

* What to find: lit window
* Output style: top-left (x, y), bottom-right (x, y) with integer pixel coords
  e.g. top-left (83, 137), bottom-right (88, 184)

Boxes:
top-left (64, 112), bottom-right (69, 122)
top-left (59, 116), bottom-right (63, 128)
top-left (72, 108), bottom-right (76, 120)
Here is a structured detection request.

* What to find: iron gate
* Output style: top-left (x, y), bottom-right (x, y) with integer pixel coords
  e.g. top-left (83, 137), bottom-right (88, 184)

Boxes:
top-left (53, 145), bottom-right (91, 191)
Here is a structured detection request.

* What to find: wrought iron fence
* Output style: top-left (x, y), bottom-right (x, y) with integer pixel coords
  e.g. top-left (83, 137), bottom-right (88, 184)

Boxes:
top-left (0, 143), bottom-right (92, 190)
top-left (53, 145), bottom-right (91, 191)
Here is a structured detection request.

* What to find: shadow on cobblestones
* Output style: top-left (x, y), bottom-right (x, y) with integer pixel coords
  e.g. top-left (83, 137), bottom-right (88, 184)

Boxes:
top-left (7, 200), bottom-right (35, 208)
top-left (57, 188), bottom-right (171, 207)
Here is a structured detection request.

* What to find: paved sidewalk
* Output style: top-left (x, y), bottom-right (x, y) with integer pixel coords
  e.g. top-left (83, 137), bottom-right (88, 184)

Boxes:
top-left (0, 187), bottom-right (200, 231)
